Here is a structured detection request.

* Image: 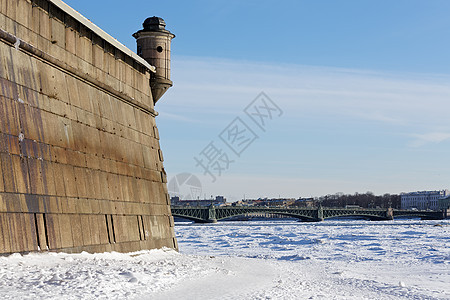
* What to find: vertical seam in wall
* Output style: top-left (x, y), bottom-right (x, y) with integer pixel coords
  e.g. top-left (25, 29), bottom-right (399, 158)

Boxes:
top-left (110, 214), bottom-right (116, 243)
top-left (42, 213), bottom-right (50, 249)
top-left (137, 215), bottom-right (143, 241)
top-left (140, 215), bottom-right (146, 240)
top-left (105, 214), bottom-right (111, 244)
top-left (33, 213), bottom-right (40, 250)
top-left (173, 238), bottom-right (177, 250)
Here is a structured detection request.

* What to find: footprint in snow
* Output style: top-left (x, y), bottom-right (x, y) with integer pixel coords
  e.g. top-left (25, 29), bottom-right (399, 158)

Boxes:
top-left (119, 271), bottom-right (138, 283)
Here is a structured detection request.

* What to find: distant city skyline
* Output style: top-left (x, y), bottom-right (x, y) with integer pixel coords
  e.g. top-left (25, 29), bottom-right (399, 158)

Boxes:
top-left (63, 0), bottom-right (450, 201)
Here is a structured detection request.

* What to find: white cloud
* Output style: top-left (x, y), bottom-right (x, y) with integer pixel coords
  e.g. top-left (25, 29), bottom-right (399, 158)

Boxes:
top-left (410, 132), bottom-right (450, 147)
top-left (158, 112), bottom-right (203, 124)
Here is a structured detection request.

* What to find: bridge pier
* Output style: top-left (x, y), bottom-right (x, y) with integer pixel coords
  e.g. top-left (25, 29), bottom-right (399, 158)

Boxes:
top-left (316, 206), bottom-right (324, 222)
top-left (207, 205), bottom-right (217, 223)
top-left (386, 208), bottom-right (394, 220)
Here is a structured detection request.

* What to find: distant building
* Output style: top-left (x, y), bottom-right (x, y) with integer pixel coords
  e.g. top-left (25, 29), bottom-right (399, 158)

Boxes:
top-left (293, 198), bottom-right (316, 207)
top-left (171, 196), bottom-right (226, 206)
top-left (438, 196), bottom-right (450, 210)
top-left (237, 198), bottom-right (296, 207)
top-left (401, 190), bottom-right (449, 210)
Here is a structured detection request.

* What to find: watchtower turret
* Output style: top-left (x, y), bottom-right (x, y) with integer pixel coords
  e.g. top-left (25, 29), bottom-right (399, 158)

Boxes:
top-left (133, 17), bottom-right (175, 103)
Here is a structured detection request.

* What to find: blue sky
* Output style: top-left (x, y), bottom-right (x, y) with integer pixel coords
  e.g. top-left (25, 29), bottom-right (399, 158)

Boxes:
top-left (64, 0), bottom-right (450, 200)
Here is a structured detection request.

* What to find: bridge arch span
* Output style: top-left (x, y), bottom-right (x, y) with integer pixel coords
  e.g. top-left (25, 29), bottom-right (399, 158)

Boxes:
top-left (324, 214), bottom-right (389, 221)
top-left (171, 213), bottom-right (213, 223)
top-left (217, 212), bottom-right (319, 222)
top-left (393, 212), bottom-right (443, 220)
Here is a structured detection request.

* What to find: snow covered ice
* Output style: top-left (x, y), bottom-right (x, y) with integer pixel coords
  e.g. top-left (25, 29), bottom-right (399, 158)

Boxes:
top-left (0, 219), bottom-right (448, 299)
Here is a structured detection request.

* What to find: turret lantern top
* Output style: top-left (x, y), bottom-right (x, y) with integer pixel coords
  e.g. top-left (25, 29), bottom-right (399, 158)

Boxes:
top-left (143, 16), bottom-right (167, 31)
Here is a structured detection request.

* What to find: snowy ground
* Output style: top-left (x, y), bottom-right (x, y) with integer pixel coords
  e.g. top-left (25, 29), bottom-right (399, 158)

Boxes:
top-left (0, 219), bottom-right (448, 299)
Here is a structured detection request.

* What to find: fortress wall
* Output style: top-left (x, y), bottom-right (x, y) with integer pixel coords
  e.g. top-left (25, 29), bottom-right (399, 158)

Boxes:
top-left (0, 0), bottom-right (177, 254)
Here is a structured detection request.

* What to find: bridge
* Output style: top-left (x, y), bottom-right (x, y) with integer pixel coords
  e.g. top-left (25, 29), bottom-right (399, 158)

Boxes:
top-left (171, 206), bottom-right (446, 223)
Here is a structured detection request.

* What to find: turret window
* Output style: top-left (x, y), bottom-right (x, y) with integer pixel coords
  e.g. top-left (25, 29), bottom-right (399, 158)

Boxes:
top-left (157, 46), bottom-right (163, 53)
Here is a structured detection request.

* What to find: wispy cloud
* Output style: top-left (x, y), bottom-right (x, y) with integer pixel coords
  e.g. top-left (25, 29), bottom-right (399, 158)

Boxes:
top-left (350, 111), bottom-right (406, 125)
top-left (157, 112), bottom-right (203, 124)
top-left (409, 132), bottom-right (450, 147)
top-left (165, 56), bottom-right (450, 130)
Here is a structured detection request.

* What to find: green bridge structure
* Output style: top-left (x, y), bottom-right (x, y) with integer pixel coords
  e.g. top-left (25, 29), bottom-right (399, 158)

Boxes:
top-left (171, 205), bottom-right (447, 223)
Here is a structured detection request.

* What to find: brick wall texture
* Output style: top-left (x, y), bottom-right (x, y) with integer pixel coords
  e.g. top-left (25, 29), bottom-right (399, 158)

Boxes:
top-left (0, 0), bottom-right (177, 254)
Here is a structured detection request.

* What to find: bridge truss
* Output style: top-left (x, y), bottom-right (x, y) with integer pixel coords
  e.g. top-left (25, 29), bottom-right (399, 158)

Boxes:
top-left (171, 206), bottom-right (446, 223)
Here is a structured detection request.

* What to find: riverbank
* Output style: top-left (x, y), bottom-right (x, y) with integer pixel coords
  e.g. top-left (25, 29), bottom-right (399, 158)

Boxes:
top-left (0, 219), bottom-right (448, 299)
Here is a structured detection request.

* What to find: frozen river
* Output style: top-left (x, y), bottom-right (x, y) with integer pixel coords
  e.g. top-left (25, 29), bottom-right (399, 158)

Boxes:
top-left (0, 219), bottom-right (448, 299)
top-left (170, 219), bottom-right (450, 299)
top-left (177, 219), bottom-right (450, 263)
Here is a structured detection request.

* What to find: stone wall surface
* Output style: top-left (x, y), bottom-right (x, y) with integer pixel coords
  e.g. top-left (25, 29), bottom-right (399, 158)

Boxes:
top-left (0, 0), bottom-right (177, 254)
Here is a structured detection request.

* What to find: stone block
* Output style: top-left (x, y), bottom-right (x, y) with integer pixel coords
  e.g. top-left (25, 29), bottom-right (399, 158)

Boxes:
top-left (97, 171), bottom-right (111, 200)
top-left (73, 167), bottom-right (87, 198)
top-left (59, 197), bottom-right (75, 214)
top-left (59, 214), bottom-right (74, 248)
top-left (107, 157), bottom-right (118, 174)
top-left (50, 18), bottom-right (65, 46)
top-left (112, 201), bottom-right (123, 215)
top-left (112, 215), bottom-right (125, 243)
top-left (22, 213), bottom-right (38, 251)
top-left (89, 170), bottom-right (102, 199)
top-left (11, 155), bottom-right (30, 194)
top-left (0, 153), bottom-right (16, 192)
top-left (5, 0), bottom-right (17, 20)
top-left (125, 176), bottom-right (137, 202)
top-left (48, 196), bottom-right (61, 214)
top-left (120, 176), bottom-right (130, 202)
top-left (52, 146), bottom-right (68, 164)
top-left (100, 199), bottom-right (112, 214)
top-left (64, 25), bottom-right (77, 55)
top-left (38, 7), bottom-right (51, 40)
top-left (90, 199), bottom-right (100, 214)
top-left (69, 149), bottom-right (86, 168)
top-left (3, 98), bottom-right (20, 136)
top-left (75, 197), bottom-right (91, 214)
top-left (51, 162), bottom-right (66, 197)
top-left (17, 0), bottom-right (32, 29)
top-left (92, 44), bottom-right (103, 70)
top-left (2, 13), bottom-right (15, 37)
top-left (83, 169), bottom-right (95, 198)
top-left (0, 213), bottom-right (12, 253)
top-left (0, 0), bottom-right (6, 15)
top-left (0, 158), bottom-right (4, 192)
top-left (76, 80), bottom-right (92, 112)
top-left (98, 215), bottom-right (109, 244)
top-left (61, 164), bottom-right (78, 197)
top-left (7, 213), bottom-right (24, 253)
top-left (27, 157), bottom-right (45, 195)
top-left (70, 214), bottom-right (83, 247)
top-left (80, 214), bottom-right (92, 245)
top-left (0, 193), bottom-right (7, 212)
